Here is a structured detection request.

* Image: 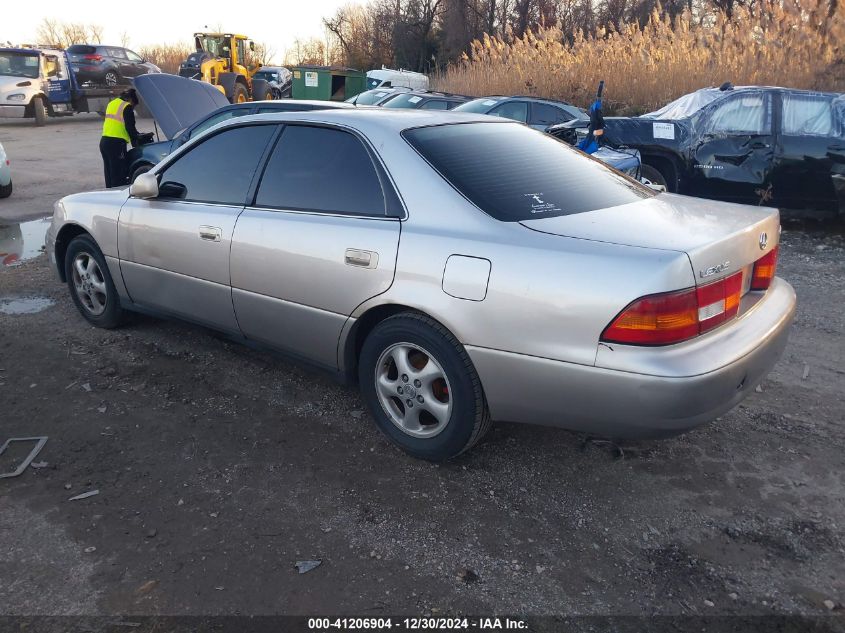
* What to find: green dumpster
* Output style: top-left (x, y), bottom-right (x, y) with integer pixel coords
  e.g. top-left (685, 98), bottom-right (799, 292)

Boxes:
top-left (291, 65), bottom-right (366, 101)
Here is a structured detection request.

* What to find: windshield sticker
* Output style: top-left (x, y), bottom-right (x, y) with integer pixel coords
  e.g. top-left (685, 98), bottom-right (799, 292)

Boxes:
top-left (409, 96), bottom-right (423, 103)
top-left (653, 122), bottom-right (675, 140)
top-left (482, 99), bottom-right (497, 106)
top-left (524, 193), bottom-right (562, 214)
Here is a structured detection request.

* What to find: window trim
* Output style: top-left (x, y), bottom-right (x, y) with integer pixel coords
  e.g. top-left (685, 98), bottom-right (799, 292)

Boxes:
top-left (779, 91), bottom-right (835, 138)
top-left (702, 91), bottom-right (771, 136)
top-left (488, 99), bottom-right (530, 123)
top-left (247, 122), bottom-right (406, 220)
top-left (155, 121), bottom-right (280, 206)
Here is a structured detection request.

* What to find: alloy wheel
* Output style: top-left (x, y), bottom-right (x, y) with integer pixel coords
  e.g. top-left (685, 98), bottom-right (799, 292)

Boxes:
top-left (71, 252), bottom-right (108, 316)
top-left (104, 72), bottom-right (118, 86)
top-left (374, 343), bottom-right (453, 438)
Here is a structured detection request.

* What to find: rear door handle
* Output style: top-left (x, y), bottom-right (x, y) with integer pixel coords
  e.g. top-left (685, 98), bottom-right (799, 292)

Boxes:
top-left (345, 248), bottom-right (378, 269)
top-left (199, 226), bottom-right (222, 242)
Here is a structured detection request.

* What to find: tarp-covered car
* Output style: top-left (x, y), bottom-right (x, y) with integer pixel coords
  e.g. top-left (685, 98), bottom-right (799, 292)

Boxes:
top-left (549, 85), bottom-right (845, 215)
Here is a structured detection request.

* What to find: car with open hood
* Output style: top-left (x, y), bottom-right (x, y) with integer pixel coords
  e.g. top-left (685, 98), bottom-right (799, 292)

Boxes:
top-left (46, 109), bottom-right (795, 460)
top-left (549, 85), bottom-right (845, 216)
top-left (127, 73), bottom-right (354, 183)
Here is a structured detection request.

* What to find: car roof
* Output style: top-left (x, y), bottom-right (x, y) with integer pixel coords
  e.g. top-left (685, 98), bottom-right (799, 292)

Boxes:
top-left (206, 108), bottom-right (508, 136)
top-left (401, 90), bottom-right (469, 99)
top-left (217, 99), bottom-right (355, 112)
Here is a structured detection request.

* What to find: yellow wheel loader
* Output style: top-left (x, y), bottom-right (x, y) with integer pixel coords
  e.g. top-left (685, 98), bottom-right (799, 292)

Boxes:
top-left (178, 33), bottom-right (272, 103)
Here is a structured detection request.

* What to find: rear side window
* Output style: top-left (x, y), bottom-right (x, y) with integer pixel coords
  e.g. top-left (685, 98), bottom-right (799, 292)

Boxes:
top-left (255, 125), bottom-right (385, 215)
top-left (158, 124), bottom-right (276, 205)
top-left (782, 94), bottom-right (834, 136)
top-left (404, 122), bottom-right (653, 221)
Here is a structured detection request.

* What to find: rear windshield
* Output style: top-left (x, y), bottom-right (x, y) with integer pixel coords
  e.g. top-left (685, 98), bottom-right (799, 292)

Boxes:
top-left (404, 122), bottom-right (654, 221)
top-left (67, 45), bottom-right (97, 55)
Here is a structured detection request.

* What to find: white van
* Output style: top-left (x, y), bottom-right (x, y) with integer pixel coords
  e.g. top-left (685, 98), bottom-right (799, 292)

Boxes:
top-left (366, 67), bottom-right (429, 91)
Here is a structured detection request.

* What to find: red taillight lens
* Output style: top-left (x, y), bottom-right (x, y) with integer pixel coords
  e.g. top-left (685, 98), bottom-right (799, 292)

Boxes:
top-left (750, 246), bottom-right (778, 290)
top-left (83, 54), bottom-right (103, 61)
top-left (602, 271), bottom-right (745, 346)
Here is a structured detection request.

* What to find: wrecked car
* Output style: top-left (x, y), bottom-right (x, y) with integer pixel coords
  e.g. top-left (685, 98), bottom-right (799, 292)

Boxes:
top-left (549, 85), bottom-right (845, 215)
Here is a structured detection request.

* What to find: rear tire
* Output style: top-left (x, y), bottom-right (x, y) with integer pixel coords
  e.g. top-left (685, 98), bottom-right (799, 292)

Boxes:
top-left (641, 163), bottom-right (668, 190)
top-left (358, 313), bottom-right (491, 461)
top-left (64, 235), bottom-right (125, 329)
top-left (0, 180), bottom-right (11, 198)
top-left (104, 70), bottom-right (120, 87)
top-left (32, 97), bottom-right (47, 126)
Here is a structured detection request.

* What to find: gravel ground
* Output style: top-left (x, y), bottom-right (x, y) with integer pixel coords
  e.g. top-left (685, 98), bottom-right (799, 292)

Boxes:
top-left (0, 117), bottom-right (843, 626)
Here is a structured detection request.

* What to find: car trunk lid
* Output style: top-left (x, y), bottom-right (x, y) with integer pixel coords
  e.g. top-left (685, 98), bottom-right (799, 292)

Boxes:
top-left (519, 193), bottom-right (780, 288)
top-left (133, 73), bottom-right (230, 140)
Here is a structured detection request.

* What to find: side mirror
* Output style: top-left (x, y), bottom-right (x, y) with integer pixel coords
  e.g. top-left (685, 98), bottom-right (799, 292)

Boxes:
top-left (130, 172), bottom-right (159, 198)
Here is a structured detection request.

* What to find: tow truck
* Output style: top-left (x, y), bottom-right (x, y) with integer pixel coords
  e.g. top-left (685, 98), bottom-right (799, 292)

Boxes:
top-left (0, 46), bottom-right (124, 125)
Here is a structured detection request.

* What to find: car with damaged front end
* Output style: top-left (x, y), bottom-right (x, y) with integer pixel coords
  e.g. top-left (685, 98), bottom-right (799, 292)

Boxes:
top-left (549, 85), bottom-right (845, 216)
top-left (46, 109), bottom-right (796, 461)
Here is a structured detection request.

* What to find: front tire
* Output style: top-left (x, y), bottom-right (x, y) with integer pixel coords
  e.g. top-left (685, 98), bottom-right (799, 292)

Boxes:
top-left (230, 83), bottom-right (249, 104)
top-left (32, 96), bottom-right (47, 126)
top-left (0, 180), bottom-right (11, 198)
top-left (104, 70), bottom-right (120, 87)
top-left (64, 235), bottom-right (125, 329)
top-left (359, 313), bottom-right (491, 460)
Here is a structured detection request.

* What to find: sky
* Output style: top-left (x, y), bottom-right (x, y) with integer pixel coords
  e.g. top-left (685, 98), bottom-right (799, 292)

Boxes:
top-left (1, 0), bottom-right (350, 61)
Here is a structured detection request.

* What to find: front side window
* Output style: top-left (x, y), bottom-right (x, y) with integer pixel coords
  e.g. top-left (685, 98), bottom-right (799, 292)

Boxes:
top-left (782, 94), bottom-right (834, 136)
top-left (708, 94), bottom-right (769, 135)
top-left (158, 124), bottom-right (276, 204)
top-left (107, 48), bottom-right (127, 59)
top-left (488, 101), bottom-right (529, 123)
top-left (126, 50), bottom-right (143, 62)
top-left (255, 125), bottom-right (385, 215)
top-left (189, 109), bottom-right (250, 139)
top-left (404, 122), bottom-right (653, 221)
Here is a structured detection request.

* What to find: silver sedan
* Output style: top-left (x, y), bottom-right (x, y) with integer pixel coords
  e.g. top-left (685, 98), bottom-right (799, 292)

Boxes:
top-left (47, 110), bottom-right (796, 460)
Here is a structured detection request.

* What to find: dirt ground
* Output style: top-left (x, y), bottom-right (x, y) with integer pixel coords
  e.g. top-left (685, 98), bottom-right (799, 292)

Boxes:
top-left (0, 116), bottom-right (844, 627)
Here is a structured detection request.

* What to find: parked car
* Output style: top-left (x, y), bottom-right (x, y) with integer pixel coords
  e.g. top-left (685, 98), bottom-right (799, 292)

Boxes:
top-left (346, 86), bottom-right (410, 106)
top-left (0, 141), bottom-right (10, 198)
top-left (366, 67), bottom-right (428, 91)
top-left (127, 73), bottom-right (355, 183)
top-left (252, 66), bottom-right (292, 98)
top-left (454, 96), bottom-right (586, 130)
top-left (380, 90), bottom-right (470, 110)
top-left (47, 109), bottom-right (795, 460)
top-left (67, 44), bottom-right (160, 87)
top-left (549, 85), bottom-right (845, 215)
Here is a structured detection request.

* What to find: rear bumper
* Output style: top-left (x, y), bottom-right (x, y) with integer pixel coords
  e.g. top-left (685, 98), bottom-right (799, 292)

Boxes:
top-left (0, 105), bottom-right (26, 119)
top-left (467, 278), bottom-right (796, 438)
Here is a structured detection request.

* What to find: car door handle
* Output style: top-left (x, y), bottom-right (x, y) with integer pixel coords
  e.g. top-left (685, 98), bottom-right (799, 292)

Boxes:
top-left (199, 226), bottom-right (222, 242)
top-left (345, 248), bottom-right (378, 269)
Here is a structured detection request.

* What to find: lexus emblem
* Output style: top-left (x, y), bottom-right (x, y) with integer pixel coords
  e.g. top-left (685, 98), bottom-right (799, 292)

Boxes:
top-left (759, 232), bottom-right (768, 250)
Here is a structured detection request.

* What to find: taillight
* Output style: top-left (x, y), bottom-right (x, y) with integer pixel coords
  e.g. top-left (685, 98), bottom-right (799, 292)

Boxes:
top-left (750, 246), bottom-right (778, 290)
top-left (83, 54), bottom-right (103, 61)
top-left (602, 271), bottom-right (744, 346)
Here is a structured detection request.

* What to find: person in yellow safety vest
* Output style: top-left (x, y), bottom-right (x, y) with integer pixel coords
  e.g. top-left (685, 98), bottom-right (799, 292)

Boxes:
top-left (100, 89), bottom-right (141, 188)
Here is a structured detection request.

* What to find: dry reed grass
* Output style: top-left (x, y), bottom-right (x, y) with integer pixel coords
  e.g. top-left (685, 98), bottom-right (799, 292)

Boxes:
top-left (432, 0), bottom-right (845, 113)
top-left (138, 43), bottom-right (193, 75)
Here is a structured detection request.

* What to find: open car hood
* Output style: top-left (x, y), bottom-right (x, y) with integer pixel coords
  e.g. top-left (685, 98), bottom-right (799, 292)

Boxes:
top-left (134, 73), bottom-right (230, 140)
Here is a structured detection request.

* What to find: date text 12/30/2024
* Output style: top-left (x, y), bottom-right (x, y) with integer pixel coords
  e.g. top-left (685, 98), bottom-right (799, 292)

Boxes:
top-left (308, 618), bottom-right (529, 630)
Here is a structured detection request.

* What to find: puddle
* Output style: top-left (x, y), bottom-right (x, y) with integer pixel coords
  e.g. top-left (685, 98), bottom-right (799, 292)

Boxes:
top-left (0, 217), bottom-right (50, 266)
top-left (0, 296), bottom-right (55, 315)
